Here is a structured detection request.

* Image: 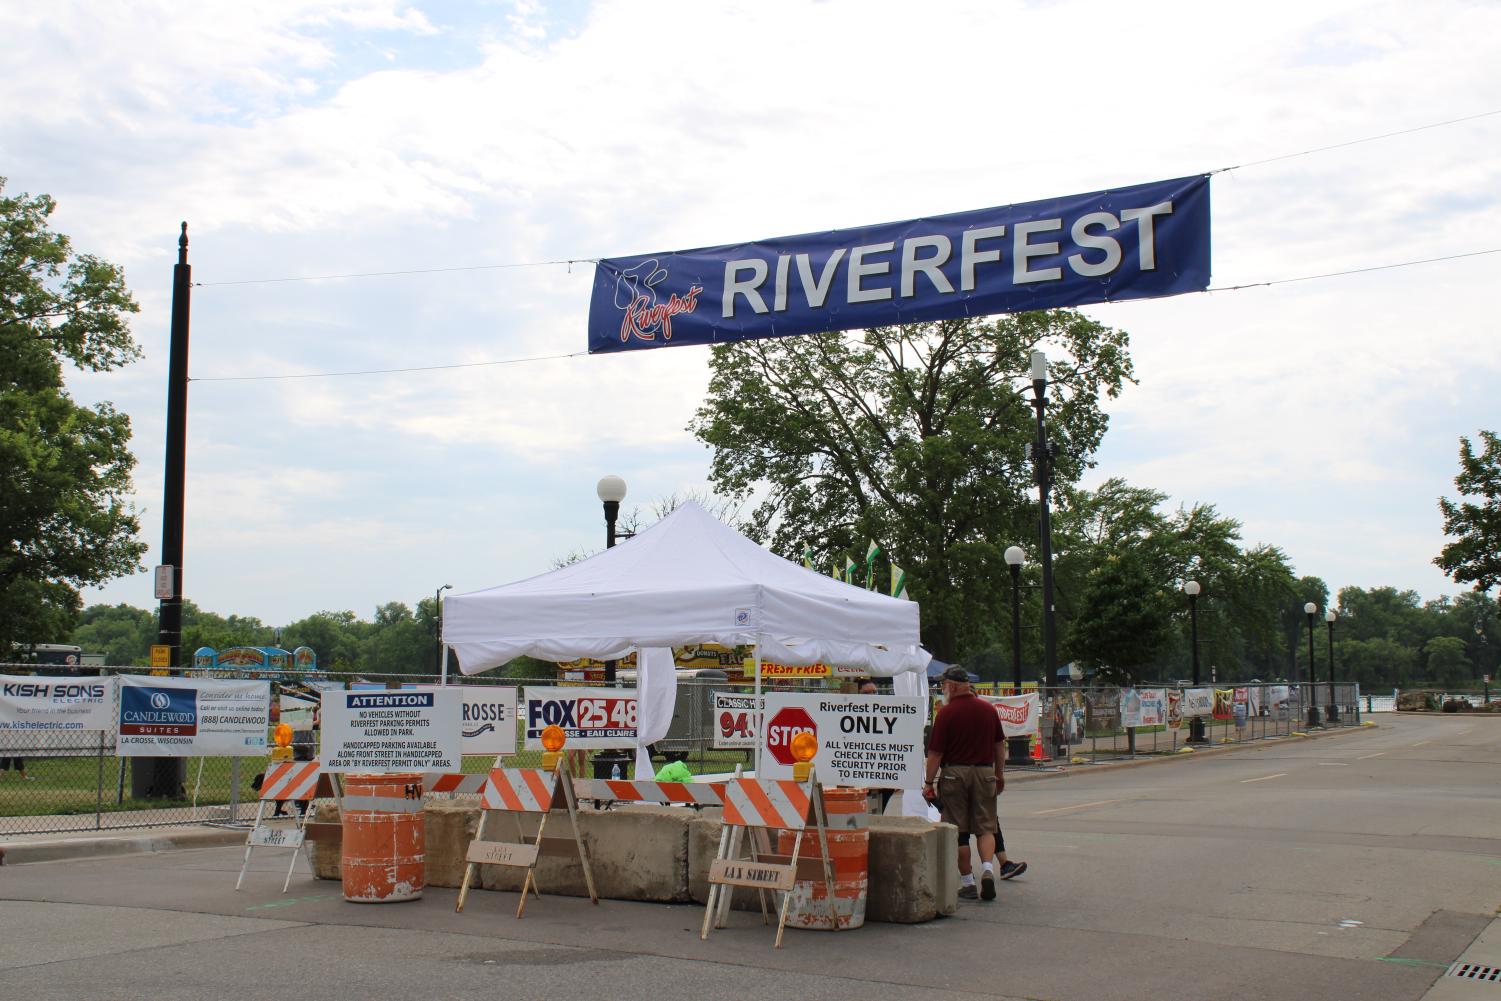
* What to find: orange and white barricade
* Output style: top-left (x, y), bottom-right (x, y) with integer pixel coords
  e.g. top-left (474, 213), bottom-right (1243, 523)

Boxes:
top-left (422, 771), bottom-right (493, 796)
top-left (702, 750), bottom-right (840, 949)
top-left (235, 760), bottom-right (342, 893)
top-left (455, 727), bottom-right (597, 918)
top-left (571, 778), bottom-right (726, 807)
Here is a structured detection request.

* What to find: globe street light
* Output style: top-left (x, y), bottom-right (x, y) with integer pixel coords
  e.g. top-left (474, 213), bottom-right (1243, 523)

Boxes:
top-left (1325, 609), bottom-right (1340, 724)
top-left (1004, 545), bottom-right (1030, 766)
top-left (1304, 602), bottom-right (1322, 728)
top-left (1028, 350), bottom-right (1058, 682)
top-left (1185, 580), bottom-right (1207, 744)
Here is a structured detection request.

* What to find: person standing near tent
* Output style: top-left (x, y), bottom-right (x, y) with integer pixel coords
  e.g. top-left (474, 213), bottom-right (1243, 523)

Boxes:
top-left (923, 665), bottom-right (1025, 900)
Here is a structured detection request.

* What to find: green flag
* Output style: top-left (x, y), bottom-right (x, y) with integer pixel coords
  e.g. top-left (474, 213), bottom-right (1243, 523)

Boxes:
top-left (864, 540), bottom-right (881, 589)
top-left (844, 554), bottom-right (857, 584)
top-left (802, 543), bottom-right (814, 569)
top-left (890, 563), bottom-right (909, 600)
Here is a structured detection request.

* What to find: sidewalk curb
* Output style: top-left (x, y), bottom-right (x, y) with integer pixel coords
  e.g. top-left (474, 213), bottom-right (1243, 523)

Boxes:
top-left (1005, 721), bottom-right (1378, 784)
top-left (0, 826), bottom-right (249, 865)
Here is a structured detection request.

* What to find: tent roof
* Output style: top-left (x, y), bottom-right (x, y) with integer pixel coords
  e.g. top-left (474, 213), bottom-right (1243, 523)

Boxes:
top-left (444, 502), bottom-right (929, 676)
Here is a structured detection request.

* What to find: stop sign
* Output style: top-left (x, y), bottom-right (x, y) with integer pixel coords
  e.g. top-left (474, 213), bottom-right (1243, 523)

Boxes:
top-left (765, 707), bottom-right (817, 766)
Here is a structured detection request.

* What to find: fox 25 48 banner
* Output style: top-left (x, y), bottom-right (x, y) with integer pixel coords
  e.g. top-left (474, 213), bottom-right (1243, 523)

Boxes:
top-left (588, 175), bottom-right (1210, 353)
top-left (117, 675), bottom-right (269, 756)
top-left (523, 686), bottom-right (637, 750)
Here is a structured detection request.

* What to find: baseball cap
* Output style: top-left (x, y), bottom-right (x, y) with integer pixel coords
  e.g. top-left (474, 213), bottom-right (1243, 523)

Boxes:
top-left (940, 665), bottom-right (970, 683)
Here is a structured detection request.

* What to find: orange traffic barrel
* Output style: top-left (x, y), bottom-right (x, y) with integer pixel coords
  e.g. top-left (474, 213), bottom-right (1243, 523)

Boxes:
top-left (775, 786), bottom-right (868, 930)
top-left (341, 773), bottom-right (425, 903)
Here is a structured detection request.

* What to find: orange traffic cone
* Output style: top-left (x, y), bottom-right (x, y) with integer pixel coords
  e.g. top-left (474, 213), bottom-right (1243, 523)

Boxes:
top-left (1029, 732), bottom-right (1051, 763)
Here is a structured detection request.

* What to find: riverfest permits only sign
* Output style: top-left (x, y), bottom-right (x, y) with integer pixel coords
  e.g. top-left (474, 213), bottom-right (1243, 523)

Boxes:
top-left (321, 688), bottom-right (462, 773)
top-left (758, 692), bottom-right (925, 788)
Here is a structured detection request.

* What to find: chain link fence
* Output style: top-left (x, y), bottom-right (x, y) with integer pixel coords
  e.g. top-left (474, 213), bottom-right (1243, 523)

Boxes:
top-left (1, 666), bottom-right (1362, 837)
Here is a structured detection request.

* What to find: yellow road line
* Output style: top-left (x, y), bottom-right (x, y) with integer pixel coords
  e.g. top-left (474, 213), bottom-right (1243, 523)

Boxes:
top-left (1032, 799), bottom-right (1123, 816)
top-left (1241, 772), bottom-right (1288, 783)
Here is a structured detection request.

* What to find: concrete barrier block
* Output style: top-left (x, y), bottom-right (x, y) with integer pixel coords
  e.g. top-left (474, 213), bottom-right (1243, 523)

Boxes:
top-left (476, 804), bottom-right (692, 903)
top-left (866, 816), bottom-right (957, 922)
top-left (306, 801), bottom-right (341, 881)
top-left (424, 801), bottom-right (482, 889)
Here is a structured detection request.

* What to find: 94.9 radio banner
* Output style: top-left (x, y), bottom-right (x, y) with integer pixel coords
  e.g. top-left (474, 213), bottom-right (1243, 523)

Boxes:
top-left (523, 686), bottom-right (638, 750)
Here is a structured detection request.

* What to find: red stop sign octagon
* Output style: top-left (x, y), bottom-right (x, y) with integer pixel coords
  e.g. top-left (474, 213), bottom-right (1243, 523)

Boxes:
top-left (766, 707), bottom-right (817, 766)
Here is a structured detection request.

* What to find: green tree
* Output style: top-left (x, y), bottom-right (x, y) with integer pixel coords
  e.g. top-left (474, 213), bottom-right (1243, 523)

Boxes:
top-left (1436, 430), bottom-right (1501, 594)
top-left (1070, 549), bottom-right (1175, 684)
top-left (689, 311), bottom-right (1134, 661)
top-left (282, 610), bottom-right (364, 670)
top-left (1422, 636), bottom-right (1471, 688)
top-left (71, 602), bottom-right (154, 665)
top-left (1, 179), bottom-right (145, 651)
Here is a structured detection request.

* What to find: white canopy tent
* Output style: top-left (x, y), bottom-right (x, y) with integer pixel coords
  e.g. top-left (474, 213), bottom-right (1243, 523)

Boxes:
top-left (442, 501), bottom-right (931, 778)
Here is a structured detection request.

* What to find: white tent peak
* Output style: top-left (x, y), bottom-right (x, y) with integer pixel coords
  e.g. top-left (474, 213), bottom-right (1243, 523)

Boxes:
top-left (443, 499), bottom-right (929, 677)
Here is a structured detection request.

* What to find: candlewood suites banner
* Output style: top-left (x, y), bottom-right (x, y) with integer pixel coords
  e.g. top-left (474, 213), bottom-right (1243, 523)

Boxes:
top-left (588, 175), bottom-right (1210, 353)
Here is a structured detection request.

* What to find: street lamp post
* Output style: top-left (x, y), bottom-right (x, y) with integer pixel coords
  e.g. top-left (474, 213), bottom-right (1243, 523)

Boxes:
top-left (594, 475), bottom-right (633, 781)
top-left (1185, 580), bottom-right (1207, 744)
top-left (596, 475), bottom-right (628, 685)
top-left (1325, 609), bottom-right (1340, 724)
top-left (1004, 545), bottom-right (1030, 766)
top-left (1028, 350), bottom-right (1058, 684)
top-left (435, 584), bottom-right (453, 682)
top-left (1304, 602), bottom-right (1322, 728)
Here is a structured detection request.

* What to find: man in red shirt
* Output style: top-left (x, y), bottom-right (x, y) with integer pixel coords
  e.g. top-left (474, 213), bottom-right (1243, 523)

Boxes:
top-left (923, 664), bottom-right (1024, 900)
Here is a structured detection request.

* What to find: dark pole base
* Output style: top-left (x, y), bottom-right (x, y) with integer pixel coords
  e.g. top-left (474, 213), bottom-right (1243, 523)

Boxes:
top-left (1005, 735), bottom-right (1033, 767)
top-left (1325, 705), bottom-right (1340, 724)
top-left (1185, 717), bottom-right (1209, 744)
top-left (1306, 705), bottom-right (1323, 729)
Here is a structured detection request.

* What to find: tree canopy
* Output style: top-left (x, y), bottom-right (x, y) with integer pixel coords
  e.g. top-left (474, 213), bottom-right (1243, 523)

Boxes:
top-left (1, 179), bottom-right (145, 652)
top-left (689, 311), bottom-right (1133, 661)
top-left (1436, 430), bottom-right (1501, 594)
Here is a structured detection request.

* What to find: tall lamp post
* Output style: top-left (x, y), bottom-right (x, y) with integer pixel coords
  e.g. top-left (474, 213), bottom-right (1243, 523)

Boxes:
top-left (434, 583), bottom-right (452, 682)
top-left (1004, 545), bottom-right (1030, 765)
top-left (1185, 580), bottom-right (1207, 744)
top-left (596, 475), bottom-right (627, 683)
top-left (595, 475), bottom-right (632, 780)
top-left (1325, 609), bottom-right (1340, 724)
top-left (1304, 602), bottom-right (1322, 728)
top-left (1028, 350), bottom-right (1058, 683)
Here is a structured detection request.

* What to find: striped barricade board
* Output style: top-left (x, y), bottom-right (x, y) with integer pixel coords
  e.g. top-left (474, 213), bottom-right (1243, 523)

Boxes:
top-left (571, 778), bottom-right (726, 807)
top-left (702, 769), bottom-right (839, 949)
top-left (456, 762), bottom-right (598, 918)
top-left (236, 762), bottom-right (342, 894)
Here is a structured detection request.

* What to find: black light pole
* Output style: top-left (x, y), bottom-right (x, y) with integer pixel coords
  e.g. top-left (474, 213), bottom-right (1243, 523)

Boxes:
top-left (1185, 580), bottom-right (1207, 744)
top-left (434, 584), bottom-right (452, 680)
top-left (594, 475), bottom-right (632, 780)
top-left (140, 223), bottom-right (192, 800)
top-left (1028, 350), bottom-right (1058, 683)
top-left (1004, 545), bottom-right (1030, 766)
top-left (596, 474), bottom-right (627, 685)
top-left (1304, 602), bottom-right (1322, 728)
top-left (1325, 609), bottom-right (1340, 724)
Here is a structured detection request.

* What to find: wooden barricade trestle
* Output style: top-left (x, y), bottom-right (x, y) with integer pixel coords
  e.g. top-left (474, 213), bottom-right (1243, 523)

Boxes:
top-left (455, 755), bottom-right (598, 917)
top-left (703, 766), bottom-right (839, 948)
top-left (235, 761), bottom-right (343, 893)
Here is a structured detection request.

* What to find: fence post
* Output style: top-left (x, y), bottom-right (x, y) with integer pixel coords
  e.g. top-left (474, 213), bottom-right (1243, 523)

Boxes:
top-left (229, 756), bottom-right (241, 824)
top-left (95, 731), bottom-right (106, 831)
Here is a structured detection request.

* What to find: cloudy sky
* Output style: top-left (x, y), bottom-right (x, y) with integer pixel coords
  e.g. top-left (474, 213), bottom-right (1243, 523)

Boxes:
top-left (6, 0), bottom-right (1499, 626)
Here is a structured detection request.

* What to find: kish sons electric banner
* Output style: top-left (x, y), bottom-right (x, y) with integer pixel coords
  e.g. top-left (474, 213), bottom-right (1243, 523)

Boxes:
top-left (117, 675), bottom-right (270, 756)
top-left (588, 175), bottom-right (1210, 353)
top-left (0, 675), bottom-right (117, 731)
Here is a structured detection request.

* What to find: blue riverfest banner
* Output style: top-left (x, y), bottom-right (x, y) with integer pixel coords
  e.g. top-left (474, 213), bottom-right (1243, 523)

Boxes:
top-left (587, 175), bottom-right (1211, 354)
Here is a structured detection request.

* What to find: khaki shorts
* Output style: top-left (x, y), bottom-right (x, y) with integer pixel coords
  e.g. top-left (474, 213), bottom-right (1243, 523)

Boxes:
top-left (937, 765), bottom-right (997, 836)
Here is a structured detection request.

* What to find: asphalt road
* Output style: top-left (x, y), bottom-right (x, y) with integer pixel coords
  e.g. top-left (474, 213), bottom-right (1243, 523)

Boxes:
top-left (2, 713), bottom-right (1497, 1001)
